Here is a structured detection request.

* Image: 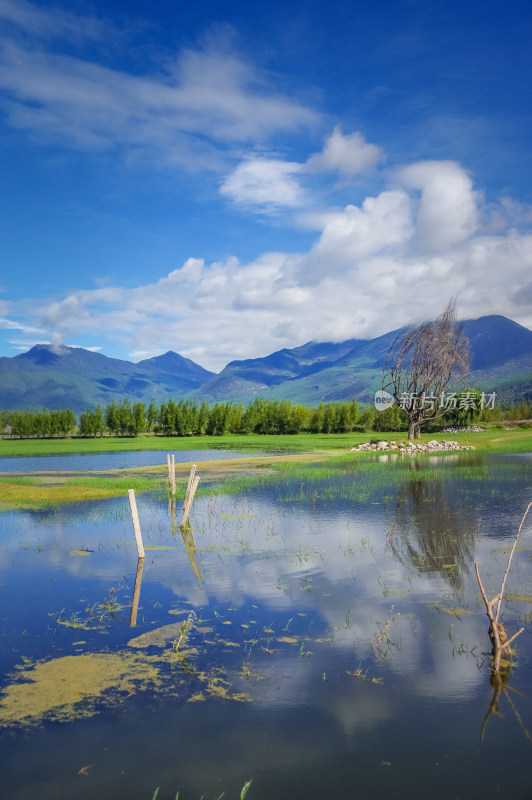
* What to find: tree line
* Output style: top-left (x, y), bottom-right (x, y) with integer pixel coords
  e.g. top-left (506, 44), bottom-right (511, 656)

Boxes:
top-left (1, 397), bottom-right (531, 439)
top-left (1, 398), bottom-right (365, 438)
top-left (2, 407), bottom-right (77, 438)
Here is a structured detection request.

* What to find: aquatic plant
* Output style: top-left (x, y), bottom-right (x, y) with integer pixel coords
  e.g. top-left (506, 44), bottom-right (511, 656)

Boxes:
top-left (150, 779), bottom-right (252, 800)
top-left (172, 611), bottom-right (197, 653)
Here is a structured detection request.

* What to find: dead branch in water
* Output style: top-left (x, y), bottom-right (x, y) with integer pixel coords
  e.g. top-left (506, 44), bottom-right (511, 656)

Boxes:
top-left (475, 502), bottom-right (531, 671)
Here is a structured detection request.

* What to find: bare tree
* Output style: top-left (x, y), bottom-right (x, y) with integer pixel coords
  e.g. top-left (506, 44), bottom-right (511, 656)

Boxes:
top-left (382, 299), bottom-right (470, 439)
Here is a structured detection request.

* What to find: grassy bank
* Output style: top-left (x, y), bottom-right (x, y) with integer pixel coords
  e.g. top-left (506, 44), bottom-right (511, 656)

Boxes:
top-left (0, 429), bottom-right (530, 509)
top-left (1, 427), bottom-right (532, 457)
top-left (0, 451), bottom-right (329, 510)
top-left (0, 432), bottom-right (345, 457)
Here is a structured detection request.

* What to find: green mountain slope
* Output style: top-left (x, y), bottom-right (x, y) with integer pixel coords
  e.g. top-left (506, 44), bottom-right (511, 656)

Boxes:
top-left (190, 315), bottom-right (532, 406)
top-left (0, 345), bottom-right (214, 411)
top-left (0, 315), bottom-right (530, 411)
top-left (192, 339), bottom-right (366, 402)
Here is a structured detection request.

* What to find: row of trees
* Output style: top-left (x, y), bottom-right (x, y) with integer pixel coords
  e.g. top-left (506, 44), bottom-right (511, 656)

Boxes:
top-left (1, 396), bottom-right (531, 439)
top-left (82, 398), bottom-right (367, 437)
top-left (2, 399), bottom-right (367, 438)
top-left (3, 407), bottom-right (77, 438)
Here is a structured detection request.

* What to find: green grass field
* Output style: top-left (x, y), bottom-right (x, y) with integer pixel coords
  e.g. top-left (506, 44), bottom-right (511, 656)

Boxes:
top-left (1, 427), bottom-right (532, 457)
top-left (0, 432), bottom-right (334, 457)
top-left (0, 428), bottom-right (531, 509)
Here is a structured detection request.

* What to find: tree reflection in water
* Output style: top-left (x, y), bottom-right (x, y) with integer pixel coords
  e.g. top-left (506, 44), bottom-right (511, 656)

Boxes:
top-left (387, 460), bottom-right (477, 593)
top-left (481, 666), bottom-right (532, 747)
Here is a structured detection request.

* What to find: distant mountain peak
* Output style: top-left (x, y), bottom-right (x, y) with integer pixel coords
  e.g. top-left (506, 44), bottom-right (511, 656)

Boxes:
top-left (1, 314), bottom-right (530, 410)
top-left (15, 344), bottom-right (63, 365)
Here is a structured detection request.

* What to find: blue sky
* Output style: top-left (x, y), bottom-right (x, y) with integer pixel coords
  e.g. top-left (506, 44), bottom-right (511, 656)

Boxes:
top-left (1, 0), bottom-right (531, 371)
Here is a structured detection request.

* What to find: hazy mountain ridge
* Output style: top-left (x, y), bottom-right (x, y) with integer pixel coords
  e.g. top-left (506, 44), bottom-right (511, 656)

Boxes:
top-left (0, 345), bottom-right (215, 411)
top-left (194, 339), bottom-right (366, 401)
top-left (0, 315), bottom-right (531, 411)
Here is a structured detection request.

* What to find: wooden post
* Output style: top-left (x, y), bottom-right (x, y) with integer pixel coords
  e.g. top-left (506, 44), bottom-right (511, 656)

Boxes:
top-left (184, 464), bottom-right (196, 508)
top-left (167, 454), bottom-right (171, 486)
top-left (128, 489), bottom-right (145, 559)
top-left (129, 556), bottom-right (145, 627)
top-left (181, 473), bottom-right (200, 527)
top-left (171, 454), bottom-right (176, 496)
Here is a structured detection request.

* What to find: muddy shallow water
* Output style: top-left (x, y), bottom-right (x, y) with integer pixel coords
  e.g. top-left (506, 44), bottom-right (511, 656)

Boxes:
top-left (0, 451), bottom-right (531, 800)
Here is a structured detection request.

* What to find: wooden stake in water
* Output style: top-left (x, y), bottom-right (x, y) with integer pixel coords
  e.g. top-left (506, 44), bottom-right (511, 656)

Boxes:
top-left (184, 464), bottom-right (196, 508)
top-left (129, 557), bottom-right (145, 627)
top-left (167, 454), bottom-right (171, 485)
top-left (128, 489), bottom-right (145, 559)
top-left (171, 454), bottom-right (176, 496)
top-left (181, 470), bottom-right (200, 527)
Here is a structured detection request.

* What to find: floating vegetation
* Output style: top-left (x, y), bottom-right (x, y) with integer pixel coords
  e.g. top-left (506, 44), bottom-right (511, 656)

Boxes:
top-left (144, 545), bottom-right (178, 551)
top-left (0, 639), bottom-right (254, 728)
top-left (0, 651), bottom-right (162, 726)
top-left (438, 607), bottom-right (474, 617)
top-left (128, 622), bottom-right (201, 649)
top-left (505, 594), bottom-right (532, 603)
top-left (56, 615), bottom-right (96, 631)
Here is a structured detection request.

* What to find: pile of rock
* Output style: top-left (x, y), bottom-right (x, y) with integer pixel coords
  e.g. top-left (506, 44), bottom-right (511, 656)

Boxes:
top-left (351, 439), bottom-right (476, 454)
top-left (441, 426), bottom-right (486, 433)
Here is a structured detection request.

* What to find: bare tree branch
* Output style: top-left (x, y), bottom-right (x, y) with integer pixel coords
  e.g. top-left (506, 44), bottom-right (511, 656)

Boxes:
top-left (382, 298), bottom-right (470, 438)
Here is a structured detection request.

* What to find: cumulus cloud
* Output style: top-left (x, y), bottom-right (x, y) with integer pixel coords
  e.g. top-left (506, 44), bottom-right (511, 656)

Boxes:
top-left (24, 229), bottom-right (530, 372)
top-left (5, 149), bottom-right (530, 370)
top-left (221, 128), bottom-right (385, 213)
top-left (302, 190), bottom-right (413, 282)
top-left (398, 160), bottom-right (480, 251)
top-left (220, 158), bottom-right (306, 211)
top-left (306, 126), bottom-right (385, 175)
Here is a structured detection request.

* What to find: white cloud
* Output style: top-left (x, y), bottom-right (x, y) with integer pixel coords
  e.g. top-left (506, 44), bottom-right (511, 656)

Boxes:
top-left (0, 316), bottom-right (44, 334)
top-left (220, 127), bottom-right (385, 213)
top-left (220, 158), bottom-right (306, 211)
top-left (0, 20), bottom-right (318, 168)
top-left (301, 189), bottom-right (413, 282)
top-left (484, 196), bottom-right (532, 234)
top-left (24, 232), bottom-right (530, 372)
top-left (398, 160), bottom-right (480, 251)
top-left (306, 126), bottom-right (385, 175)
top-left (0, 0), bottom-right (109, 42)
top-left (5, 154), bottom-right (530, 370)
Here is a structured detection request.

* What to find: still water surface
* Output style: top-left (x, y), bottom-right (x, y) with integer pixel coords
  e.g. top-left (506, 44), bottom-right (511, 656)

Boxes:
top-left (0, 448), bottom-right (254, 473)
top-left (0, 451), bottom-right (531, 799)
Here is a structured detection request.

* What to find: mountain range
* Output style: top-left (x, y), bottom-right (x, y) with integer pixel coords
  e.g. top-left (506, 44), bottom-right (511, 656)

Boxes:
top-left (1, 315), bottom-right (531, 412)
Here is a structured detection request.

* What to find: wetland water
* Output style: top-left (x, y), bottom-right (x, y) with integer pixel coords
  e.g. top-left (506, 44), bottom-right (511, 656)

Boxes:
top-left (0, 451), bottom-right (531, 799)
top-left (0, 448), bottom-right (255, 473)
